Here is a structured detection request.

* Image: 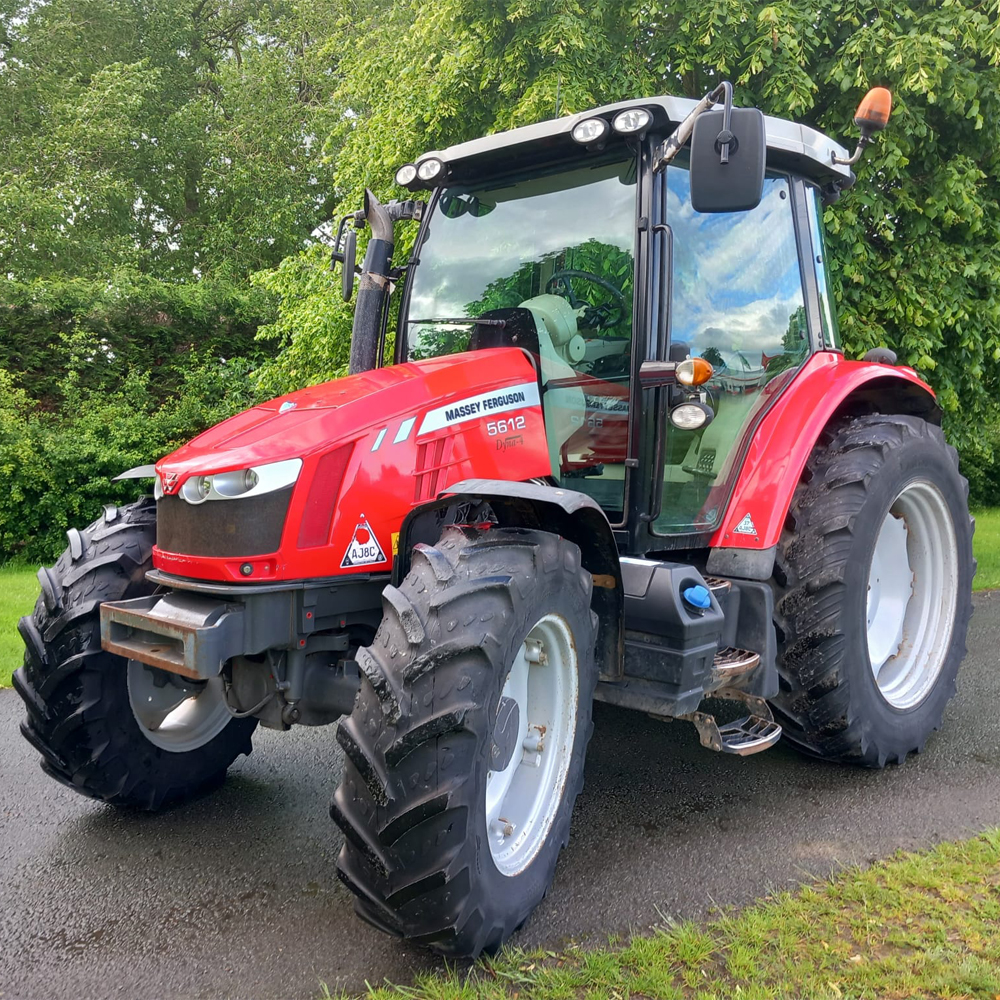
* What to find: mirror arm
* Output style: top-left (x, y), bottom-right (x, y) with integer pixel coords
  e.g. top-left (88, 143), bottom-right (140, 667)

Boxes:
top-left (329, 213), bottom-right (355, 269)
top-left (653, 81), bottom-right (731, 173)
top-left (714, 81), bottom-right (734, 165)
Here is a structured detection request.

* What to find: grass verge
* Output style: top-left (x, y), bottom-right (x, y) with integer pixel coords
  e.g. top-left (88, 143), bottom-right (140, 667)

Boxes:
top-left (972, 507), bottom-right (1000, 591)
top-left (0, 564), bottom-right (36, 686)
top-left (330, 829), bottom-right (1000, 1000)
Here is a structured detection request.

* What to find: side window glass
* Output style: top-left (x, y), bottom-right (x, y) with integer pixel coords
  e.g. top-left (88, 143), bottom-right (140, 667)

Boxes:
top-left (656, 169), bottom-right (808, 535)
top-left (806, 185), bottom-right (842, 350)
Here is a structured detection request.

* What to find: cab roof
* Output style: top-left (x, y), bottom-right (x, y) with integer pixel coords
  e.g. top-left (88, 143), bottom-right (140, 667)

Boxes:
top-left (416, 94), bottom-right (852, 187)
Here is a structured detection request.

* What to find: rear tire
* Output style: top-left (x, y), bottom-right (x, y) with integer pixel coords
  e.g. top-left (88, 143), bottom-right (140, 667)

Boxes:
top-left (332, 525), bottom-right (597, 956)
top-left (770, 414), bottom-right (974, 766)
top-left (14, 498), bottom-right (256, 809)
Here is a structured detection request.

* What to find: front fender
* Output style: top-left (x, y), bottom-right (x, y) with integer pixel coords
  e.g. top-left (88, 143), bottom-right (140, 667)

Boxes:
top-left (707, 352), bottom-right (937, 574)
top-left (394, 479), bottom-right (624, 682)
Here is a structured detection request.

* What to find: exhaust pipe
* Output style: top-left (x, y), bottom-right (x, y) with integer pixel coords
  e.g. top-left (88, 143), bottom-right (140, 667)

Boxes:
top-left (349, 190), bottom-right (394, 375)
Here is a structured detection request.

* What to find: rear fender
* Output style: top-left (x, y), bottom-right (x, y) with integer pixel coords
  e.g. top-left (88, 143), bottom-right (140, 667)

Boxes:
top-left (394, 479), bottom-right (624, 682)
top-left (707, 353), bottom-right (938, 579)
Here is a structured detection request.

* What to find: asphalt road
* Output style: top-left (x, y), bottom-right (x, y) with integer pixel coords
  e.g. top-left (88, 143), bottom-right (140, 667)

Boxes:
top-left (3, 593), bottom-right (1000, 999)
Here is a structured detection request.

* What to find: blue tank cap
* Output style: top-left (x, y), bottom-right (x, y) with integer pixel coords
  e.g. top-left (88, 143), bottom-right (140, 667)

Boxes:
top-left (683, 584), bottom-right (712, 610)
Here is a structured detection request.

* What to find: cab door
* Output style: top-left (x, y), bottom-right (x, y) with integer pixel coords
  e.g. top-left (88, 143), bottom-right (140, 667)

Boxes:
top-left (636, 162), bottom-right (815, 548)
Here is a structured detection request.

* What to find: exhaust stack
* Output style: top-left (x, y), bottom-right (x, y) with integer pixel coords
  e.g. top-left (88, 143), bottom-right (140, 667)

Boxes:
top-left (349, 189), bottom-right (394, 375)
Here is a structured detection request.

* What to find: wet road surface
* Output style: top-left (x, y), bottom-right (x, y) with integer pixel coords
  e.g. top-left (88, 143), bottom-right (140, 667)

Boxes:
top-left (3, 592), bottom-right (1000, 999)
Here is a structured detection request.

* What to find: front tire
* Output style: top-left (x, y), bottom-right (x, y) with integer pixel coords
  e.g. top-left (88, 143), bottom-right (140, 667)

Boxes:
top-left (332, 525), bottom-right (597, 956)
top-left (14, 498), bottom-right (256, 809)
top-left (770, 414), bottom-right (974, 766)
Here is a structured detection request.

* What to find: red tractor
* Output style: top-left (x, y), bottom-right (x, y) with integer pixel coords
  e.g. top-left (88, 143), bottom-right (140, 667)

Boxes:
top-left (16, 85), bottom-right (973, 957)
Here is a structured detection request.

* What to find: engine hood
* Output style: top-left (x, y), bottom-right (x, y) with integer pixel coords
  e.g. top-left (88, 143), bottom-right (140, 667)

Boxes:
top-left (158, 349), bottom-right (534, 479)
top-left (152, 347), bottom-right (553, 583)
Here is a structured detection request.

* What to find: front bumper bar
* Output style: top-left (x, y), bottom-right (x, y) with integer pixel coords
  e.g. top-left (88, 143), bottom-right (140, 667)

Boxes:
top-left (101, 592), bottom-right (248, 680)
top-left (100, 570), bottom-right (388, 679)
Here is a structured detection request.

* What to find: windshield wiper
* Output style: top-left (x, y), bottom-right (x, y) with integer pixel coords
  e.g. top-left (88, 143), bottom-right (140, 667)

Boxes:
top-left (407, 317), bottom-right (506, 327)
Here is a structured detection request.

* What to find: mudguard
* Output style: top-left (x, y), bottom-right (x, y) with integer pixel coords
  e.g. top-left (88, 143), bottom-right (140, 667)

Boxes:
top-left (395, 479), bottom-right (625, 682)
top-left (707, 352), bottom-right (938, 578)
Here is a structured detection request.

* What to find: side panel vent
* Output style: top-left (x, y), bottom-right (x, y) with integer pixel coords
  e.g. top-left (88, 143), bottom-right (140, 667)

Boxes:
top-left (414, 437), bottom-right (455, 502)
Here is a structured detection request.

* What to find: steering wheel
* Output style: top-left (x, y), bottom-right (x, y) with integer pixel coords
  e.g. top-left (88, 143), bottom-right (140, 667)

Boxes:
top-left (545, 269), bottom-right (627, 331)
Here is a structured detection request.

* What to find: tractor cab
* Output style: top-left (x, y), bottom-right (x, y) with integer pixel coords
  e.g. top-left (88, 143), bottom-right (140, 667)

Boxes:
top-left (384, 91), bottom-right (856, 552)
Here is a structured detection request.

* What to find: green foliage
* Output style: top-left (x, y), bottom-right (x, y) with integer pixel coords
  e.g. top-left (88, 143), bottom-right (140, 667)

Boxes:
top-left (0, 362), bottom-right (260, 562)
top-left (251, 244), bottom-right (354, 396)
top-left (0, 274), bottom-right (273, 408)
top-left (0, 0), bottom-right (342, 283)
top-left (0, 0), bottom-right (363, 409)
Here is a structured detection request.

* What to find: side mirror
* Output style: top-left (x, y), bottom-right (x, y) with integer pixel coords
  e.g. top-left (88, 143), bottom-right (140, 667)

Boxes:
top-left (341, 228), bottom-right (357, 302)
top-left (688, 106), bottom-right (766, 213)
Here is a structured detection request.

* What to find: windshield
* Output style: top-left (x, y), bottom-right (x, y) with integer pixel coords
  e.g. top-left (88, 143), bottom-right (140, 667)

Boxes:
top-left (401, 155), bottom-right (639, 520)
top-left (403, 157), bottom-right (638, 361)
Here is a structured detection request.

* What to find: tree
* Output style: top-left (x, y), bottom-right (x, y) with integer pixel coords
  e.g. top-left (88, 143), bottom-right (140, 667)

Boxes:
top-left (0, 0), bottom-right (366, 405)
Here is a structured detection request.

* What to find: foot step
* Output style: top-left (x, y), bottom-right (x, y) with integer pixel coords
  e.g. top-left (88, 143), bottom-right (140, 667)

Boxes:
top-left (687, 710), bottom-right (782, 755)
top-left (717, 715), bottom-right (782, 755)
top-left (712, 646), bottom-right (760, 679)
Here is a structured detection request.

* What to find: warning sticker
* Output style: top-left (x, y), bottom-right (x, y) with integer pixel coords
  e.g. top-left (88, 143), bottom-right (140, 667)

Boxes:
top-left (733, 513), bottom-right (758, 536)
top-left (417, 381), bottom-right (540, 436)
top-left (341, 515), bottom-right (387, 568)
top-left (390, 531), bottom-right (399, 556)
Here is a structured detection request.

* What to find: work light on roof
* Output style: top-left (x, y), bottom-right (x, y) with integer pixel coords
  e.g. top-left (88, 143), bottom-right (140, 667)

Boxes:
top-left (571, 118), bottom-right (609, 145)
top-left (612, 108), bottom-right (651, 134)
top-left (395, 163), bottom-right (418, 187)
top-left (416, 157), bottom-right (445, 183)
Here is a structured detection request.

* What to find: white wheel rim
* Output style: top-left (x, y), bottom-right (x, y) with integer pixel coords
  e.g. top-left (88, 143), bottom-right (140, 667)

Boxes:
top-left (484, 614), bottom-right (578, 877)
top-left (127, 661), bottom-right (232, 753)
top-left (866, 480), bottom-right (959, 709)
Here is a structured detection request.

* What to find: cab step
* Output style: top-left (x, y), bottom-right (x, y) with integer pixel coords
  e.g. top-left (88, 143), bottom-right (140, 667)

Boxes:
top-left (711, 646), bottom-right (760, 681)
top-left (686, 709), bottom-right (782, 755)
top-left (716, 715), bottom-right (782, 755)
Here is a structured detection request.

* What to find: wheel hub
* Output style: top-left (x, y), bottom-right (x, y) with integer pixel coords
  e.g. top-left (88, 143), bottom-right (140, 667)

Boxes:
top-left (127, 661), bottom-right (233, 753)
top-left (866, 480), bottom-right (959, 709)
top-left (484, 615), bottom-right (578, 877)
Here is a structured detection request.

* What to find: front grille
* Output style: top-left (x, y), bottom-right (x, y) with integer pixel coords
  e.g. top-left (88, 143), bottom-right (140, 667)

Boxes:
top-left (157, 487), bottom-right (293, 558)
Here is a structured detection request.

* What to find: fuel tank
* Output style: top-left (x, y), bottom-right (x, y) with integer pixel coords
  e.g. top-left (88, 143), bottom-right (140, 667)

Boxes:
top-left (153, 349), bottom-right (550, 583)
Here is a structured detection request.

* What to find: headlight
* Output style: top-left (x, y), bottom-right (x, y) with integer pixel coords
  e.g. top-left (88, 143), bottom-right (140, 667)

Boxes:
top-left (571, 117), bottom-right (610, 145)
top-left (180, 475), bottom-right (212, 505)
top-left (175, 459), bottom-right (302, 505)
top-left (395, 163), bottom-right (418, 187)
top-left (669, 401), bottom-right (714, 431)
top-left (612, 108), bottom-right (651, 134)
top-left (212, 467), bottom-right (260, 498)
top-left (416, 157), bottom-right (444, 183)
